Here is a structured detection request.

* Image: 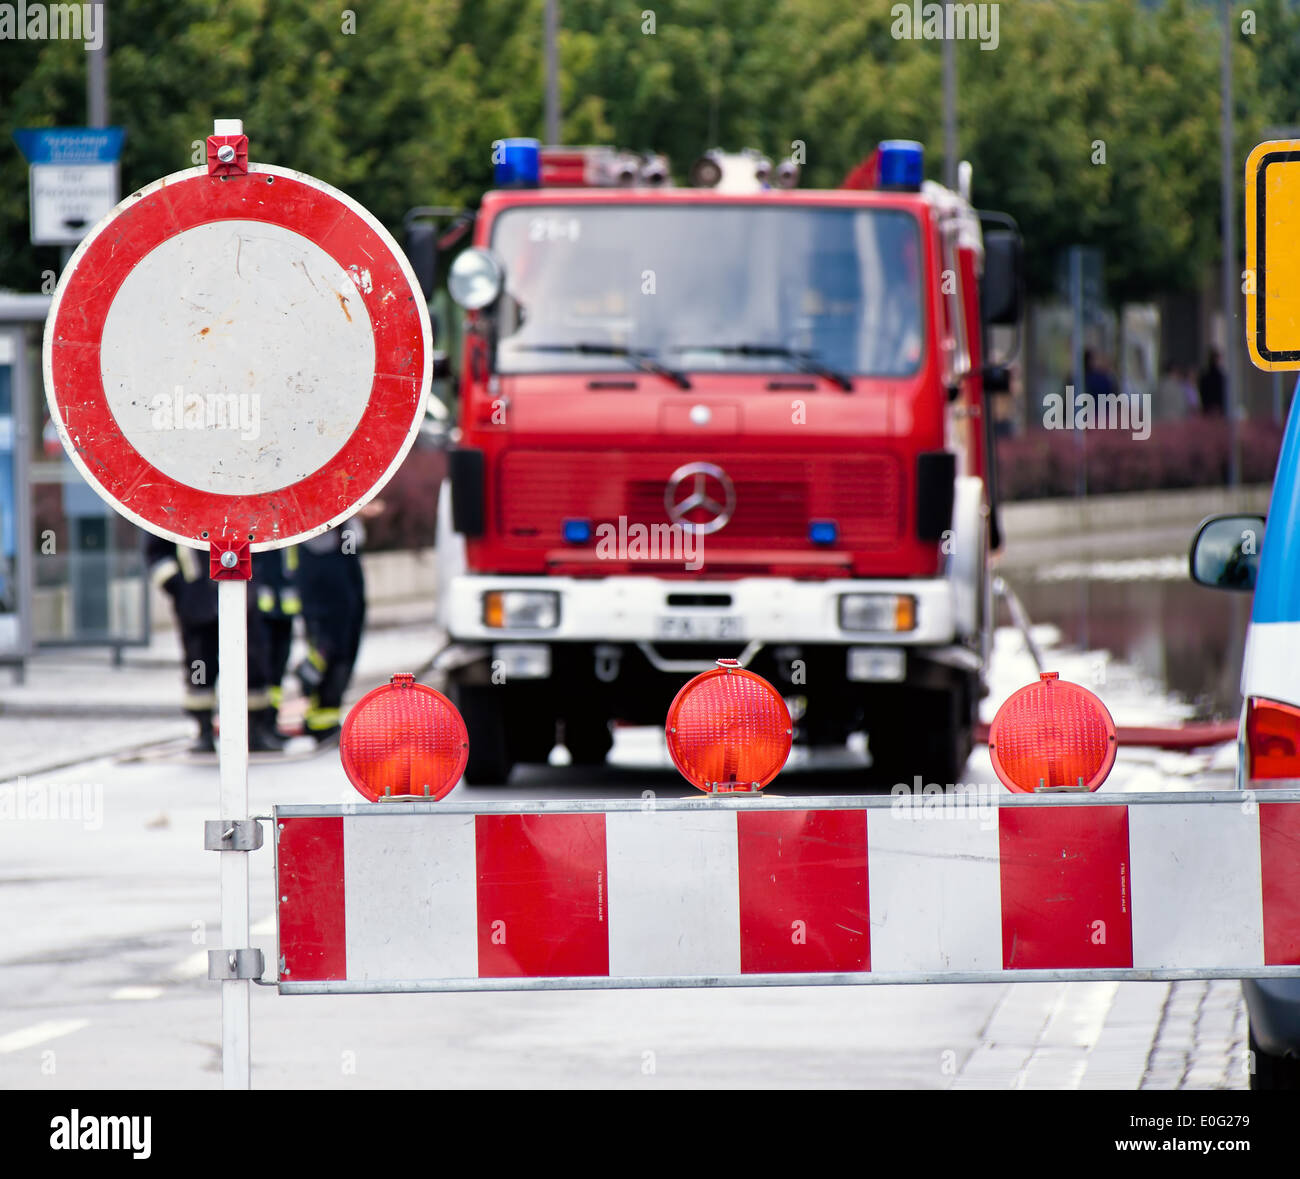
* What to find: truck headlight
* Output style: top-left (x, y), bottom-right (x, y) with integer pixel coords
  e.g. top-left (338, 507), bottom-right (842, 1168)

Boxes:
top-left (483, 590), bottom-right (559, 630)
top-left (838, 594), bottom-right (916, 632)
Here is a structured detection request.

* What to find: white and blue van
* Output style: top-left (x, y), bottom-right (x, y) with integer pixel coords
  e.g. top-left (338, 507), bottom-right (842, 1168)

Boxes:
top-left (1191, 426), bottom-right (1300, 1089)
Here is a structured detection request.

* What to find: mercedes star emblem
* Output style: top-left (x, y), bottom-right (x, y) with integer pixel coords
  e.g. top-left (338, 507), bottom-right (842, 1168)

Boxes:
top-left (664, 462), bottom-right (736, 535)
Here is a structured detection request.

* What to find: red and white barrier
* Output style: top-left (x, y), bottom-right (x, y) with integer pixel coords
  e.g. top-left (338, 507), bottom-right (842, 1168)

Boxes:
top-left (274, 794), bottom-right (1300, 992)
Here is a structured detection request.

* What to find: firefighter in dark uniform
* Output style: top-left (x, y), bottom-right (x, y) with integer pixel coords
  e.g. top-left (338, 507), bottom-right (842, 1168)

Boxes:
top-left (296, 511), bottom-right (370, 743)
top-left (252, 546), bottom-right (301, 734)
top-left (146, 534), bottom-right (285, 753)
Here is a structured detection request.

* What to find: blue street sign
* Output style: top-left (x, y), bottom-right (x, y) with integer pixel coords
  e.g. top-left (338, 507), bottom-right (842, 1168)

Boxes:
top-left (13, 126), bottom-right (125, 165)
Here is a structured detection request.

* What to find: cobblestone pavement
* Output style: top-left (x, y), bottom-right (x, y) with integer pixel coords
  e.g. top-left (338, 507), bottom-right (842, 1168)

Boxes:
top-left (947, 979), bottom-right (1247, 1089)
top-left (1141, 980), bottom-right (1249, 1090)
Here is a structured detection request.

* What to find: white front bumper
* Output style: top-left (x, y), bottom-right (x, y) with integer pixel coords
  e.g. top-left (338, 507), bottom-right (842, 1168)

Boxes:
top-left (444, 574), bottom-right (957, 645)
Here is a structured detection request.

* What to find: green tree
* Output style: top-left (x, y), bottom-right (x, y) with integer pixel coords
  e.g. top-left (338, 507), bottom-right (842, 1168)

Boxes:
top-left (959, 0), bottom-right (1231, 299)
top-left (1, 0), bottom-right (1292, 305)
top-left (0, 0), bottom-right (481, 290)
top-left (1246, 0), bottom-right (1300, 137)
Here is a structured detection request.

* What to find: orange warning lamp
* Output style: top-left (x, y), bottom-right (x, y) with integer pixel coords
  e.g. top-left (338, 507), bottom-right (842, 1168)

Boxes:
top-left (988, 671), bottom-right (1117, 793)
top-left (665, 659), bottom-right (792, 793)
top-left (340, 672), bottom-right (469, 802)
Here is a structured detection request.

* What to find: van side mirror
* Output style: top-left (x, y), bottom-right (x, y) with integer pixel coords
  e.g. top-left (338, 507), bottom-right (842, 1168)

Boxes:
top-left (1190, 514), bottom-right (1264, 592)
top-left (980, 225), bottom-right (1022, 327)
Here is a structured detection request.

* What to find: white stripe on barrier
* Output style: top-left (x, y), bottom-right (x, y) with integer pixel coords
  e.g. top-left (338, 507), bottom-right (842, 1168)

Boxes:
top-left (607, 810), bottom-right (741, 977)
top-left (866, 808), bottom-right (1002, 974)
top-left (1129, 803), bottom-right (1264, 969)
top-left (344, 813), bottom-right (477, 981)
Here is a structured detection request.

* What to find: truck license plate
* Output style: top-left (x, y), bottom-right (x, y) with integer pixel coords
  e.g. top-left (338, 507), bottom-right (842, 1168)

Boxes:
top-left (654, 615), bottom-right (744, 640)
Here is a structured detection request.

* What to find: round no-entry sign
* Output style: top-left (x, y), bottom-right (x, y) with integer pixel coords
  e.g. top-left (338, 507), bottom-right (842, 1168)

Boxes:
top-left (43, 153), bottom-right (431, 549)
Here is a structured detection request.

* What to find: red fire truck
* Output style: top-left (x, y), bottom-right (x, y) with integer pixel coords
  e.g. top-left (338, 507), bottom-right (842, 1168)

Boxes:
top-left (421, 139), bottom-right (1022, 785)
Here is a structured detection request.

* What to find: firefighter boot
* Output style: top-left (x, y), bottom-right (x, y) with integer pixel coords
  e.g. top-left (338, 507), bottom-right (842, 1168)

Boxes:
top-left (188, 710), bottom-right (216, 755)
top-left (258, 705), bottom-right (290, 746)
top-left (249, 708), bottom-right (286, 753)
top-left (303, 698), bottom-right (341, 747)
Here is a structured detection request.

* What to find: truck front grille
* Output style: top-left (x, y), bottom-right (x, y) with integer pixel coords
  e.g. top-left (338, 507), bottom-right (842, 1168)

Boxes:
top-left (497, 451), bottom-right (904, 550)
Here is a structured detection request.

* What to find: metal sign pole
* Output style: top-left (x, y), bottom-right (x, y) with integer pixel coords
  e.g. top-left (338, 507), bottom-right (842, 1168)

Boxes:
top-left (217, 575), bottom-right (251, 1090)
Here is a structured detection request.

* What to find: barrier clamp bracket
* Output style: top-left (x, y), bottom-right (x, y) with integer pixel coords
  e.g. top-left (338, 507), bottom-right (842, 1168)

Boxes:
top-left (204, 819), bottom-right (264, 852)
top-left (208, 948), bottom-right (265, 982)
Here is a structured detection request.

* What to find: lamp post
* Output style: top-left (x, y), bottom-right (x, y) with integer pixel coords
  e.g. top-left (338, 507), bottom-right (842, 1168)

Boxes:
top-left (1221, 0), bottom-right (1241, 485)
top-left (942, 33), bottom-right (957, 190)
top-left (544, 0), bottom-right (560, 144)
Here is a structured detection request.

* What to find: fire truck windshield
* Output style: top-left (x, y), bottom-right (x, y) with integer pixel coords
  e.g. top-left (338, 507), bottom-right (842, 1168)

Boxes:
top-left (489, 204), bottom-right (924, 380)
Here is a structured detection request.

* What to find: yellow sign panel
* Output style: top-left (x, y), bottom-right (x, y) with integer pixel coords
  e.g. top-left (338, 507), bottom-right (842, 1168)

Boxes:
top-left (1246, 139), bottom-right (1300, 371)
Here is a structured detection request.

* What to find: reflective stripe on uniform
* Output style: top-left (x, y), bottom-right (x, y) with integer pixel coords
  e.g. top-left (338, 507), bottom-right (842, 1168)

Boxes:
top-left (247, 689), bottom-right (271, 710)
top-left (268, 685), bottom-right (283, 709)
top-left (183, 688), bottom-right (216, 710)
top-left (258, 586), bottom-right (276, 613)
top-left (176, 546), bottom-right (202, 582)
top-left (150, 558), bottom-right (180, 590)
top-left (281, 588), bottom-right (302, 615)
top-left (305, 705), bottom-right (341, 731)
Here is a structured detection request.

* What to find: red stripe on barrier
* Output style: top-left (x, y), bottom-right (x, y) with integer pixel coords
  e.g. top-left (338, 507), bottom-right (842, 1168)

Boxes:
top-left (1261, 802), bottom-right (1300, 965)
top-left (999, 807), bottom-right (1134, 970)
top-left (737, 809), bottom-right (870, 973)
top-left (476, 814), bottom-right (610, 978)
top-left (277, 816), bottom-right (347, 982)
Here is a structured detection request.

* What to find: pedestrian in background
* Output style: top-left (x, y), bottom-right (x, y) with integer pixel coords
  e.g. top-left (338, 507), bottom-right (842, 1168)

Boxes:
top-left (146, 534), bottom-right (285, 754)
top-left (252, 546), bottom-right (301, 738)
top-left (1082, 349), bottom-right (1117, 402)
top-left (295, 504), bottom-right (379, 743)
top-left (1199, 349), bottom-right (1226, 416)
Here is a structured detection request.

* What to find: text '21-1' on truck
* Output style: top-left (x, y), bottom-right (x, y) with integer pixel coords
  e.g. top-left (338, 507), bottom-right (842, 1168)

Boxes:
top-left (413, 138), bottom-right (1023, 786)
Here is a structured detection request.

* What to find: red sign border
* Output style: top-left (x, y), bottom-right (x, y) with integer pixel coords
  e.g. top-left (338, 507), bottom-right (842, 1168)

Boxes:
top-left (43, 163), bottom-right (431, 550)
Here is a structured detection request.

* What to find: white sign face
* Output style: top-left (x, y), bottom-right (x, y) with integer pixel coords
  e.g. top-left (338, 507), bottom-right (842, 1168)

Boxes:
top-left (30, 163), bottom-right (119, 246)
top-left (99, 219), bottom-right (376, 496)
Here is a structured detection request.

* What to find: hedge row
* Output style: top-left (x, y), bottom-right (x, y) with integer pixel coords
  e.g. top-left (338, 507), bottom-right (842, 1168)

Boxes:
top-left (994, 419), bottom-right (1284, 501)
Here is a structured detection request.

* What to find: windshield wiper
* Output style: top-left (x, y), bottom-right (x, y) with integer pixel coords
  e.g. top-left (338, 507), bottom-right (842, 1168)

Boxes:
top-left (672, 343), bottom-right (853, 391)
top-left (513, 342), bottom-right (691, 389)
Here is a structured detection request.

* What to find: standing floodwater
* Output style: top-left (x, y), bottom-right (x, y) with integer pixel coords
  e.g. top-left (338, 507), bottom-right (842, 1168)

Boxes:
top-left (1001, 554), bottom-right (1250, 722)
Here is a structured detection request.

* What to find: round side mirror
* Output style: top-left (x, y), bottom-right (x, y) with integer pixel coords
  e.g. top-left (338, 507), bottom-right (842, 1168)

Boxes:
top-left (1190, 514), bottom-right (1265, 592)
